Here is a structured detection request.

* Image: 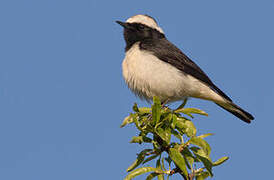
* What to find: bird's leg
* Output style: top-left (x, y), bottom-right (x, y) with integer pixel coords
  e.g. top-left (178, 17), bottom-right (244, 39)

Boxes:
top-left (161, 99), bottom-right (170, 108)
top-left (176, 98), bottom-right (188, 110)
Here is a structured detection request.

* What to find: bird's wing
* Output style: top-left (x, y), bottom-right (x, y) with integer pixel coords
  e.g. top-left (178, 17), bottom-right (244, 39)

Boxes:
top-left (140, 38), bottom-right (232, 102)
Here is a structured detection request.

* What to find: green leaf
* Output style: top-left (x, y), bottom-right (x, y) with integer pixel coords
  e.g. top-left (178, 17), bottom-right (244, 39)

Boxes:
top-left (152, 96), bottom-right (161, 125)
top-left (139, 107), bottom-right (152, 114)
top-left (152, 140), bottom-right (161, 150)
top-left (133, 103), bottom-right (139, 112)
top-left (153, 96), bottom-right (161, 104)
top-left (176, 98), bottom-right (188, 110)
top-left (165, 157), bottom-right (172, 165)
top-left (157, 174), bottom-right (164, 180)
top-left (156, 157), bottom-right (161, 168)
top-left (130, 136), bottom-right (143, 144)
top-left (127, 149), bottom-right (152, 172)
top-left (213, 156), bottom-right (229, 166)
top-left (160, 113), bottom-right (172, 125)
top-left (190, 147), bottom-right (213, 177)
top-left (168, 148), bottom-right (188, 179)
top-left (171, 114), bottom-right (177, 129)
top-left (156, 158), bottom-right (164, 180)
top-left (196, 171), bottom-right (210, 180)
top-left (161, 157), bottom-right (166, 171)
top-left (120, 115), bottom-right (134, 128)
top-left (179, 111), bottom-right (193, 118)
top-left (145, 173), bottom-right (158, 180)
top-left (124, 167), bottom-right (161, 180)
top-left (156, 127), bottom-right (171, 144)
top-left (189, 137), bottom-right (211, 156)
top-left (142, 136), bottom-right (153, 143)
top-left (143, 154), bottom-right (159, 164)
top-left (132, 114), bottom-right (143, 132)
top-left (130, 133), bottom-right (152, 144)
top-left (175, 117), bottom-right (197, 137)
top-left (181, 148), bottom-right (195, 170)
top-left (198, 133), bottom-right (214, 139)
top-left (171, 129), bottom-right (183, 143)
top-left (175, 108), bottom-right (208, 117)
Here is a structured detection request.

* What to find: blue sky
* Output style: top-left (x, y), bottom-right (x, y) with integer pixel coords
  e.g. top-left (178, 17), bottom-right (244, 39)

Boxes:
top-left (0, 0), bottom-right (273, 179)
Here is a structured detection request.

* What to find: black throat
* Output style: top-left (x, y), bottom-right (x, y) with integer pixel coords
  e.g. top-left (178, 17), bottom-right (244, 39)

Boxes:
top-left (123, 23), bottom-right (165, 51)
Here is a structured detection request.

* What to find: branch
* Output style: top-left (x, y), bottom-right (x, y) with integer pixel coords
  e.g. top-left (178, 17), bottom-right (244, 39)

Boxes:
top-left (122, 96), bottom-right (229, 180)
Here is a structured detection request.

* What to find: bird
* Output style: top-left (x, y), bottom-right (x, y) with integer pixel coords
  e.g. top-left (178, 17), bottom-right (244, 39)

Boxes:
top-left (116, 14), bottom-right (254, 123)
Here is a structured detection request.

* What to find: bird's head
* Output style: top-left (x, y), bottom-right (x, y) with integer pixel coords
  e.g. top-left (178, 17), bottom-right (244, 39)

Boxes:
top-left (116, 15), bottom-right (165, 49)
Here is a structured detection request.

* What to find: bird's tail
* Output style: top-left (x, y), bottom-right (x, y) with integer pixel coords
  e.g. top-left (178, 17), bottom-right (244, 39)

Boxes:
top-left (215, 101), bottom-right (254, 123)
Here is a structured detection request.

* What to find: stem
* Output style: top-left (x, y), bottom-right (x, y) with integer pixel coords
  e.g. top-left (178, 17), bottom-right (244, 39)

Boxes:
top-left (154, 135), bottom-right (189, 179)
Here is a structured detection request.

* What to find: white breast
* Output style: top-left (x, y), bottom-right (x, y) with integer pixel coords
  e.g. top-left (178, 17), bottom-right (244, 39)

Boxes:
top-left (122, 43), bottom-right (224, 103)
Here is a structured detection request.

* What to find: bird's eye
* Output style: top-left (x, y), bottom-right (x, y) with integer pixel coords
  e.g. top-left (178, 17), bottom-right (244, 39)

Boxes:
top-left (139, 25), bottom-right (145, 30)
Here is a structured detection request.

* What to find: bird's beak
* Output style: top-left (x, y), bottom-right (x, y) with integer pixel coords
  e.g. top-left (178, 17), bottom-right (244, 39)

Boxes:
top-left (116, 21), bottom-right (130, 29)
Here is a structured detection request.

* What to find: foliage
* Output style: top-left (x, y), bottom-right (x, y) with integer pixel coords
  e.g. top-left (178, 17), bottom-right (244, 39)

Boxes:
top-left (121, 97), bottom-right (228, 180)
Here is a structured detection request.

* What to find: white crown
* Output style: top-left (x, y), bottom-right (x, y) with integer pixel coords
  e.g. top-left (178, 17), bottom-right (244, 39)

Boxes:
top-left (126, 15), bottom-right (164, 34)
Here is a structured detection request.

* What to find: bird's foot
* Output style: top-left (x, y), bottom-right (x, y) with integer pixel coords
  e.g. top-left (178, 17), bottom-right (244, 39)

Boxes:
top-left (161, 99), bottom-right (170, 108)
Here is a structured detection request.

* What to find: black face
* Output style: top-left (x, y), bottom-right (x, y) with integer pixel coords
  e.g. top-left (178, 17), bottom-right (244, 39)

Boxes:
top-left (116, 21), bottom-right (165, 51)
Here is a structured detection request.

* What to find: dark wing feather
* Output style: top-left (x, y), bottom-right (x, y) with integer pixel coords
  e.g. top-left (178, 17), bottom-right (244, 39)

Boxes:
top-left (140, 38), bottom-right (232, 102)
